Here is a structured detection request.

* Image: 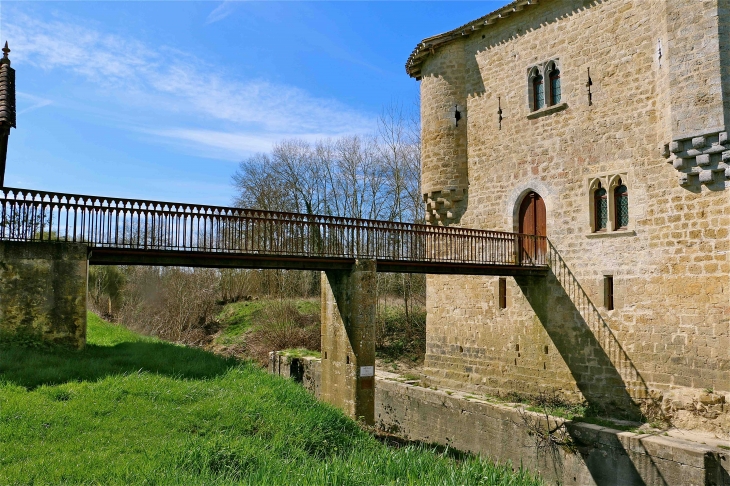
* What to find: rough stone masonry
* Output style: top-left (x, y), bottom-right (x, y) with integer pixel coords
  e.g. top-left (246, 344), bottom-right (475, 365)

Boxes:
top-left (406, 0), bottom-right (730, 437)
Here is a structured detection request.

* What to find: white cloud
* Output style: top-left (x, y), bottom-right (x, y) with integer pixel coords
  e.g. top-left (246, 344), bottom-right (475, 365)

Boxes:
top-left (206, 2), bottom-right (238, 25)
top-left (140, 127), bottom-right (356, 161)
top-left (3, 9), bottom-right (375, 157)
top-left (16, 92), bottom-right (53, 115)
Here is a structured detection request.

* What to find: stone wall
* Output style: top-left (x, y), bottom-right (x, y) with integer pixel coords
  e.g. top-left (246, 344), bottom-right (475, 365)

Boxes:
top-left (268, 351), bottom-right (321, 398)
top-left (269, 358), bottom-right (730, 485)
top-left (416, 0), bottom-right (730, 434)
top-left (0, 242), bottom-right (88, 348)
top-left (375, 377), bottom-right (730, 486)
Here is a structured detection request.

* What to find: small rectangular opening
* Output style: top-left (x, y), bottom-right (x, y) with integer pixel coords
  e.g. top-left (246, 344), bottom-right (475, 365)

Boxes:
top-left (604, 276), bottom-right (614, 310)
top-left (498, 278), bottom-right (507, 309)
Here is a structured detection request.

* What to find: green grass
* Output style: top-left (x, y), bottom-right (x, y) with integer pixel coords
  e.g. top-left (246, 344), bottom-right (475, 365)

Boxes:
top-left (0, 313), bottom-right (542, 485)
top-left (215, 299), bottom-right (320, 346)
top-left (281, 348), bottom-right (322, 359)
top-left (293, 298), bottom-right (319, 316)
top-left (215, 301), bottom-right (266, 343)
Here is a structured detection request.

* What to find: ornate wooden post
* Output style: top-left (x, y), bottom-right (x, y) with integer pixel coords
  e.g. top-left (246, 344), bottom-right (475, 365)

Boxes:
top-left (0, 42), bottom-right (16, 187)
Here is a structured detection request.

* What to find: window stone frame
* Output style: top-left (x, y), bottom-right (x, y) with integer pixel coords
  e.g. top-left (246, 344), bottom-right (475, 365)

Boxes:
top-left (526, 59), bottom-right (562, 113)
top-left (586, 171), bottom-right (635, 237)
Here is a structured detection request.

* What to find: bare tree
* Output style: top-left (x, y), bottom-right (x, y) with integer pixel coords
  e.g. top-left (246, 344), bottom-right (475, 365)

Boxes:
top-left (230, 99), bottom-right (427, 360)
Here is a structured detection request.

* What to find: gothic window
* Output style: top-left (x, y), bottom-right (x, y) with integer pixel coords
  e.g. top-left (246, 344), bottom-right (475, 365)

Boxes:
top-left (587, 173), bottom-right (632, 235)
top-left (594, 183), bottom-right (607, 232)
top-left (528, 60), bottom-right (560, 113)
top-left (614, 181), bottom-right (629, 230)
top-left (549, 68), bottom-right (561, 105)
top-left (533, 74), bottom-right (545, 111)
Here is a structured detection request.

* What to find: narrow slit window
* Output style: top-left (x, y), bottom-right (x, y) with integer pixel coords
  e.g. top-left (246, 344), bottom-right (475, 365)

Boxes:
top-left (604, 276), bottom-right (614, 310)
top-left (498, 278), bottom-right (507, 309)
top-left (549, 69), bottom-right (561, 105)
top-left (594, 184), bottom-right (607, 232)
top-left (614, 181), bottom-right (629, 230)
top-left (533, 74), bottom-right (545, 110)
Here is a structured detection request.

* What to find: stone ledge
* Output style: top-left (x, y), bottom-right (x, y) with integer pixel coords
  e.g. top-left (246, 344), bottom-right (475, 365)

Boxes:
top-left (585, 230), bottom-right (637, 239)
top-left (375, 378), bottom-right (729, 486)
top-left (270, 357), bottom-right (729, 485)
top-left (527, 102), bottom-right (568, 119)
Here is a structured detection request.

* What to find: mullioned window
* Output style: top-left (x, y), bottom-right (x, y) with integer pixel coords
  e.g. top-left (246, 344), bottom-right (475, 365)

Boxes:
top-left (587, 174), bottom-right (632, 234)
top-left (527, 60), bottom-right (561, 112)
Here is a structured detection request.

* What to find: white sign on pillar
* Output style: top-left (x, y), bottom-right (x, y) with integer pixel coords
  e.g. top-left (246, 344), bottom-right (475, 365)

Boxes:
top-left (360, 366), bottom-right (374, 377)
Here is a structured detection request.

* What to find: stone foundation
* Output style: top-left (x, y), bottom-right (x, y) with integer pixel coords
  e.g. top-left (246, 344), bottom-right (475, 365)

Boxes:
top-left (270, 355), bottom-right (730, 486)
top-left (0, 242), bottom-right (88, 348)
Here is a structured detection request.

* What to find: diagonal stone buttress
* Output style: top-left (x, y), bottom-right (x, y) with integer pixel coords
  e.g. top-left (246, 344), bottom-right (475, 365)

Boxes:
top-left (320, 259), bottom-right (376, 425)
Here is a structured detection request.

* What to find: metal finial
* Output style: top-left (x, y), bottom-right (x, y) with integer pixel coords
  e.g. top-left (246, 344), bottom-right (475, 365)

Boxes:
top-left (0, 42), bottom-right (9, 66)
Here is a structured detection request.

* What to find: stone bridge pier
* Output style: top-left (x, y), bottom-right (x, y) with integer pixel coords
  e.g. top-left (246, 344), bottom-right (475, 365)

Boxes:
top-left (0, 242), bottom-right (88, 348)
top-left (320, 260), bottom-right (377, 425)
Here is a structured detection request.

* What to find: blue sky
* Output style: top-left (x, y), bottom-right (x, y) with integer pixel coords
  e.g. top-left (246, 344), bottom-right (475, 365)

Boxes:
top-left (1, 1), bottom-right (509, 206)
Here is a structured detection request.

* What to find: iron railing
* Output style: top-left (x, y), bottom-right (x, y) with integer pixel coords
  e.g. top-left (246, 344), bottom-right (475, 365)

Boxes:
top-left (0, 187), bottom-right (547, 268)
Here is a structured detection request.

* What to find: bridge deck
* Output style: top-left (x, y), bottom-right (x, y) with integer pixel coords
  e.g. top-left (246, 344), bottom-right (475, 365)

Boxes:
top-left (0, 187), bottom-right (548, 276)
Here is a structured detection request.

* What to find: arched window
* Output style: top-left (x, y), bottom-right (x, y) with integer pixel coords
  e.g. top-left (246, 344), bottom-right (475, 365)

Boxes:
top-left (533, 73), bottom-right (545, 111)
top-left (594, 183), bottom-right (607, 232)
top-left (614, 180), bottom-right (629, 230)
top-left (549, 68), bottom-right (561, 105)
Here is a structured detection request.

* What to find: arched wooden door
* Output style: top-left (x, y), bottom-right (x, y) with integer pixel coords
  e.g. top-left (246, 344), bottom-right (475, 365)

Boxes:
top-left (518, 191), bottom-right (546, 262)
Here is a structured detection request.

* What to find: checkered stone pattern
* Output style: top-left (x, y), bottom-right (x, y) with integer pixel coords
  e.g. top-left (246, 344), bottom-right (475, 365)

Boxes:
top-left (663, 130), bottom-right (730, 188)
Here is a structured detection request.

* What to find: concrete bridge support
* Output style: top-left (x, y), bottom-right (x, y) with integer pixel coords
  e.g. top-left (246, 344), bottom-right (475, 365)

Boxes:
top-left (320, 259), bottom-right (377, 425)
top-left (0, 242), bottom-right (87, 348)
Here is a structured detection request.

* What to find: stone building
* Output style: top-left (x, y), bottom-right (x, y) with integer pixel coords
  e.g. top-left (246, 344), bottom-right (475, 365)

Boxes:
top-left (406, 0), bottom-right (729, 435)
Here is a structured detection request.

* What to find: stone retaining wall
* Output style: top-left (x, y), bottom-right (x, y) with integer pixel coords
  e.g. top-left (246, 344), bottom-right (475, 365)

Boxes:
top-left (269, 352), bottom-right (730, 486)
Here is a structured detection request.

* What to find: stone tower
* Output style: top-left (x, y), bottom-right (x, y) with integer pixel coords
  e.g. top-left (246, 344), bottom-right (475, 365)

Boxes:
top-left (420, 42), bottom-right (468, 225)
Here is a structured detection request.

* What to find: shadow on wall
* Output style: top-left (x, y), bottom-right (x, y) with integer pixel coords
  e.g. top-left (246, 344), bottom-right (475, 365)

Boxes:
top-left (515, 241), bottom-right (674, 485)
top-left (515, 241), bottom-right (651, 420)
top-left (716, 0), bottom-right (730, 132)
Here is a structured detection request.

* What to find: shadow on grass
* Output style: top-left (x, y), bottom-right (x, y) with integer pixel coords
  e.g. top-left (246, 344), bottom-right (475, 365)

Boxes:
top-left (0, 340), bottom-right (240, 390)
top-left (374, 432), bottom-right (473, 462)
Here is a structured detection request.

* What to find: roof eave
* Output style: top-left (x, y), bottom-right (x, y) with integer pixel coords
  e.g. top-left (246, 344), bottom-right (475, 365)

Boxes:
top-left (405, 0), bottom-right (543, 79)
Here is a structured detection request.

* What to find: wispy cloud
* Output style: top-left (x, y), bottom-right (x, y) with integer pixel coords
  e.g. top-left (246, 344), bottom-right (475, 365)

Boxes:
top-left (4, 9), bottom-right (375, 159)
top-left (140, 127), bottom-right (358, 161)
top-left (206, 2), bottom-right (237, 25)
top-left (16, 91), bottom-right (53, 115)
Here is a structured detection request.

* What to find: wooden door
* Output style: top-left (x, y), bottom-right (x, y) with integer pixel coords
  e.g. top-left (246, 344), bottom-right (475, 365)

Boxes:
top-left (518, 192), bottom-right (546, 262)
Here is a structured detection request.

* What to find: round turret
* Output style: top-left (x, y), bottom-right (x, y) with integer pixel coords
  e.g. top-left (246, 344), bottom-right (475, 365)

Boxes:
top-left (419, 40), bottom-right (468, 225)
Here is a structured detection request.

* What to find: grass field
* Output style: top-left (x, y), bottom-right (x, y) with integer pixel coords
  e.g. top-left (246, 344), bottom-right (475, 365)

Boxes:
top-left (0, 313), bottom-right (542, 485)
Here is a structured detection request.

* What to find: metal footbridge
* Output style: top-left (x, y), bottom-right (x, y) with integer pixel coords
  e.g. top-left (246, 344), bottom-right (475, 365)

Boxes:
top-left (0, 187), bottom-right (547, 276)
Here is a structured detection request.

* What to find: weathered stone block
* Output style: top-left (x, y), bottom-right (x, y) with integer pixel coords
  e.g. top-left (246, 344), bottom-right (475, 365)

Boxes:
top-left (0, 242), bottom-right (88, 348)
